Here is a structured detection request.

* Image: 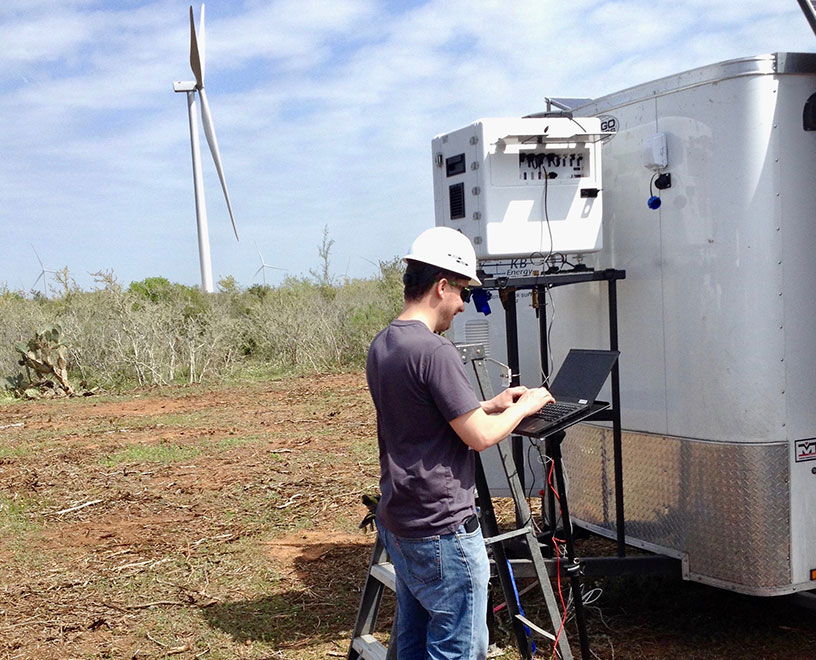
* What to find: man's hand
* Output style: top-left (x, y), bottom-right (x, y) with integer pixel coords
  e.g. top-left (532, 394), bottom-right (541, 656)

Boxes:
top-left (516, 386), bottom-right (556, 417)
top-left (456, 385), bottom-right (557, 452)
top-left (481, 386), bottom-right (528, 414)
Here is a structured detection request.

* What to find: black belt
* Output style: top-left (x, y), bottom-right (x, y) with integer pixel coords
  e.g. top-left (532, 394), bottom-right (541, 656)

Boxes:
top-left (463, 513), bottom-right (479, 533)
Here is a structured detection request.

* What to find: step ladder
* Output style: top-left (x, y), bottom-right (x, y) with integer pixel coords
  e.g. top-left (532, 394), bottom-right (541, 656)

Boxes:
top-left (347, 533), bottom-right (398, 660)
top-left (347, 342), bottom-right (577, 660)
top-left (462, 343), bottom-right (574, 660)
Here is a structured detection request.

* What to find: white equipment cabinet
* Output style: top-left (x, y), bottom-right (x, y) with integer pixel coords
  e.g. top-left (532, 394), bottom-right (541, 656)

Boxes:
top-left (431, 117), bottom-right (608, 259)
top-left (449, 53), bottom-right (816, 596)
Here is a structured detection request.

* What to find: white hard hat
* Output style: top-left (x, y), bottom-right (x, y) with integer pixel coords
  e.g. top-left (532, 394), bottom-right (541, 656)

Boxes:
top-left (403, 227), bottom-right (481, 286)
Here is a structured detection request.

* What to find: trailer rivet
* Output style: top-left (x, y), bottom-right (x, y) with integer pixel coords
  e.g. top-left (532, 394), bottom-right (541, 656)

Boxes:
top-left (812, 467), bottom-right (816, 475)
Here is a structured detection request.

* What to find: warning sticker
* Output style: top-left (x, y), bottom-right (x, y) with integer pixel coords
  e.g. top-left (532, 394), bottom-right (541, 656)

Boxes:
top-left (795, 438), bottom-right (816, 463)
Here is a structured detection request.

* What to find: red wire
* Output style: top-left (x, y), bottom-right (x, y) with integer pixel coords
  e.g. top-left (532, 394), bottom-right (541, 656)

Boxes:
top-left (547, 458), bottom-right (560, 501)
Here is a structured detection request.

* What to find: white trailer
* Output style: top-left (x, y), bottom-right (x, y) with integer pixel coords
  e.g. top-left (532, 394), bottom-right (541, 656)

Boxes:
top-left (446, 52), bottom-right (816, 596)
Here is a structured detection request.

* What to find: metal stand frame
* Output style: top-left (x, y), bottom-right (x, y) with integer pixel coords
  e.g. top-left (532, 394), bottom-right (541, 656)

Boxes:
top-left (482, 268), bottom-right (628, 556)
top-left (464, 344), bottom-right (577, 660)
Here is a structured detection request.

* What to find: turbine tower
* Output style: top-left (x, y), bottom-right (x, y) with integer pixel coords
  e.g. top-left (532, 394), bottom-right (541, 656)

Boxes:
top-left (173, 4), bottom-right (238, 293)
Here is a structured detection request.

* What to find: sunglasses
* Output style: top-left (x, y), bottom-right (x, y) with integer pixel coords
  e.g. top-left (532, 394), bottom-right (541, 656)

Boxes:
top-left (447, 280), bottom-right (472, 303)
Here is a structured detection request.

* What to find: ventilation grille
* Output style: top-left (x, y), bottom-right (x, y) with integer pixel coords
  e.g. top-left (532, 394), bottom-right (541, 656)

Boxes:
top-left (449, 183), bottom-right (465, 220)
top-left (464, 319), bottom-right (491, 356)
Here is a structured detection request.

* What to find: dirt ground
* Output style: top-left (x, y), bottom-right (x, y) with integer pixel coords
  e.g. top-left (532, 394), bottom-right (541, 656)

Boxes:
top-left (1, 372), bottom-right (815, 659)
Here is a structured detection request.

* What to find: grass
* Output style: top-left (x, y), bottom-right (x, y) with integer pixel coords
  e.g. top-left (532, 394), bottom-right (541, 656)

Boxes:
top-left (100, 442), bottom-right (204, 466)
top-left (2, 374), bottom-right (815, 660)
top-left (0, 494), bottom-right (44, 535)
top-left (0, 442), bottom-right (37, 460)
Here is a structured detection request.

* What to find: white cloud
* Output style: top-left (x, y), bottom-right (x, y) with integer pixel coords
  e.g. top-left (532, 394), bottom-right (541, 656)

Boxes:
top-left (0, 0), bottom-right (814, 291)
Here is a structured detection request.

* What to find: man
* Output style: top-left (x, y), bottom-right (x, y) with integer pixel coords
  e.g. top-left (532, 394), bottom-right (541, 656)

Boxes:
top-left (366, 226), bottom-right (554, 660)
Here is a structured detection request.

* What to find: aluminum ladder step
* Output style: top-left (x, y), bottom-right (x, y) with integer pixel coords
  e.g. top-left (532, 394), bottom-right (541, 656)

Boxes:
top-left (351, 634), bottom-right (387, 660)
top-left (482, 526), bottom-right (533, 546)
top-left (370, 562), bottom-right (395, 591)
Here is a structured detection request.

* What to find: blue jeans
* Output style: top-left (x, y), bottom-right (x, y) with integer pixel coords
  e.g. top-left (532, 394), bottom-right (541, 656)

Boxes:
top-left (376, 520), bottom-right (490, 660)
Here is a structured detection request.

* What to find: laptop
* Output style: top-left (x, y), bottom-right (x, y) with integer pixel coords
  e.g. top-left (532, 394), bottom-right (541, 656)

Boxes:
top-left (514, 348), bottom-right (619, 437)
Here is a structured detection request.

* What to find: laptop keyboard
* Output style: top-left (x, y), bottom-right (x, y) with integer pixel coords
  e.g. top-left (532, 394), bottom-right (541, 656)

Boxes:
top-left (534, 400), bottom-right (587, 422)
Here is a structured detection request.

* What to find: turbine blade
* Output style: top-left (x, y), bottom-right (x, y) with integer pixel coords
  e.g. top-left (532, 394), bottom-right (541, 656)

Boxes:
top-left (189, 6), bottom-right (203, 88)
top-left (254, 265), bottom-right (264, 277)
top-left (31, 244), bottom-right (44, 267)
top-left (198, 88), bottom-right (239, 240)
top-left (198, 4), bottom-right (206, 82)
top-left (32, 272), bottom-right (44, 287)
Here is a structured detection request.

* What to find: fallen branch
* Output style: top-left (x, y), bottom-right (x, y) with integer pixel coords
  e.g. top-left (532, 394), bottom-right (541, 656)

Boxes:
top-left (146, 630), bottom-right (190, 655)
top-left (55, 499), bottom-right (104, 516)
top-left (192, 532), bottom-right (240, 547)
top-left (276, 493), bottom-right (303, 509)
top-left (123, 600), bottom-right (189, 610)
top-left (112, 557), bottom-right (171, 572)
top-left (0, 422), bottom-right (24, 430)
top-left (0, 616), bottom-right (53, 631)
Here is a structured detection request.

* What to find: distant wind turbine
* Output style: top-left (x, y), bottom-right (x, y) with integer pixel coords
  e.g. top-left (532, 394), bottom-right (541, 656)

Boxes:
top-left (254, 243), bottom-right (286, 286)
top-left (31, 246), bottom-right (57, 297)
top-left (173, 4), bottom-right (238, 293)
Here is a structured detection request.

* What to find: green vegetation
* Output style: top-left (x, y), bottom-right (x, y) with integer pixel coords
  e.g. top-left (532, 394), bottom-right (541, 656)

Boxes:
top-left (0, 493), bottom-right (44, 535)
top-left (101, 442), bottom-right (204, 466)
top-left (1, 256), bottom-right (404, 394)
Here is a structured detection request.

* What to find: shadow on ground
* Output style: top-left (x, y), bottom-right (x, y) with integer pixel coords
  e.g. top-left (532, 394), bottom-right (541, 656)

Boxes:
top-left (201, 534), bottom-right (816, 659)
top-left (201, 539), bottom-right (395, 649)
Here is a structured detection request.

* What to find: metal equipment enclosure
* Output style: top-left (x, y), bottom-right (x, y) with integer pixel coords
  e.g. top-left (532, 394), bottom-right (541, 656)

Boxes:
top-left (449, 53), bottom-right (816, 596)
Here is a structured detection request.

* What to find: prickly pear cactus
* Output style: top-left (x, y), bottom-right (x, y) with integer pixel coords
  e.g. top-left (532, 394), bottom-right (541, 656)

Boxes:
top-left (11, 324), bottom-right (74, 396)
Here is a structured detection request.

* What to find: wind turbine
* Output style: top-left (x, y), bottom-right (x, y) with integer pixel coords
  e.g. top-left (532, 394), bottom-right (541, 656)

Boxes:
top-left (173, 4), bottom-right (238, 293)
top-left (254, 243), bottom-right (286, 286)
top-left (31, 246), bottom-right (57, 297)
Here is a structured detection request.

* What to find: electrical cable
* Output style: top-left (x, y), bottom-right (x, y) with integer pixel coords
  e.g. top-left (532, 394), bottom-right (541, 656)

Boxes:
top-left (492, 581), bottom-right (540, 614)
top-left (568, 116), bottom-right (588, 134)
top-left (505, 558), bottom-right (537, 656)
top-left (539, 163), bottom-right (554, 262)
top-left (543, 284), bottom-right (556, 382)
top-left (546, 459), bottom-right (570, 660)
top-left (532, 440), bottom-right (555, 532)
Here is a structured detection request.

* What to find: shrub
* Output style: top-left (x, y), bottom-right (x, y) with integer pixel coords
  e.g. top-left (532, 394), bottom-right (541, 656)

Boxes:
top-left (0, 258), bottom-right (405, 391)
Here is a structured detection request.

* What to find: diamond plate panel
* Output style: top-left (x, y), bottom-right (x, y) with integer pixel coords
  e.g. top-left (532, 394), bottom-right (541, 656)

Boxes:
top-left (562, 424), bottom-right (792, 592)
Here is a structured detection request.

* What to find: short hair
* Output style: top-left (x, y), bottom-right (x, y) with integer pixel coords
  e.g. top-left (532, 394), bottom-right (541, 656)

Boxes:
top-left (403, 260), bottom-right (464, 302)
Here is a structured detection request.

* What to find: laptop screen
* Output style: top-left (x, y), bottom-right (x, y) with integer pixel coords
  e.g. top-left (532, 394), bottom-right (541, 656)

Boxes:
top-left (549, 349), bottom-right (619, 401)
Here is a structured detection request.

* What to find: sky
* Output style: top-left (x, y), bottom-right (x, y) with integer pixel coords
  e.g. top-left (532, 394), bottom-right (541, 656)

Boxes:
top-left (1, 0), bottom-right (814, 293)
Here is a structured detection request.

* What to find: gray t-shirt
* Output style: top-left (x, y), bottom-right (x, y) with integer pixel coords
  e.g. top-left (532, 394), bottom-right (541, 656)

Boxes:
top-left (366, 319), bottom-right (481, 537)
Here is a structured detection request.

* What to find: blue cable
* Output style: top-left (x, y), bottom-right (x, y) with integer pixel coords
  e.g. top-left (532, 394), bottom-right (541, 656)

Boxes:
top-left (506, 558), bottom-right (536, 655)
